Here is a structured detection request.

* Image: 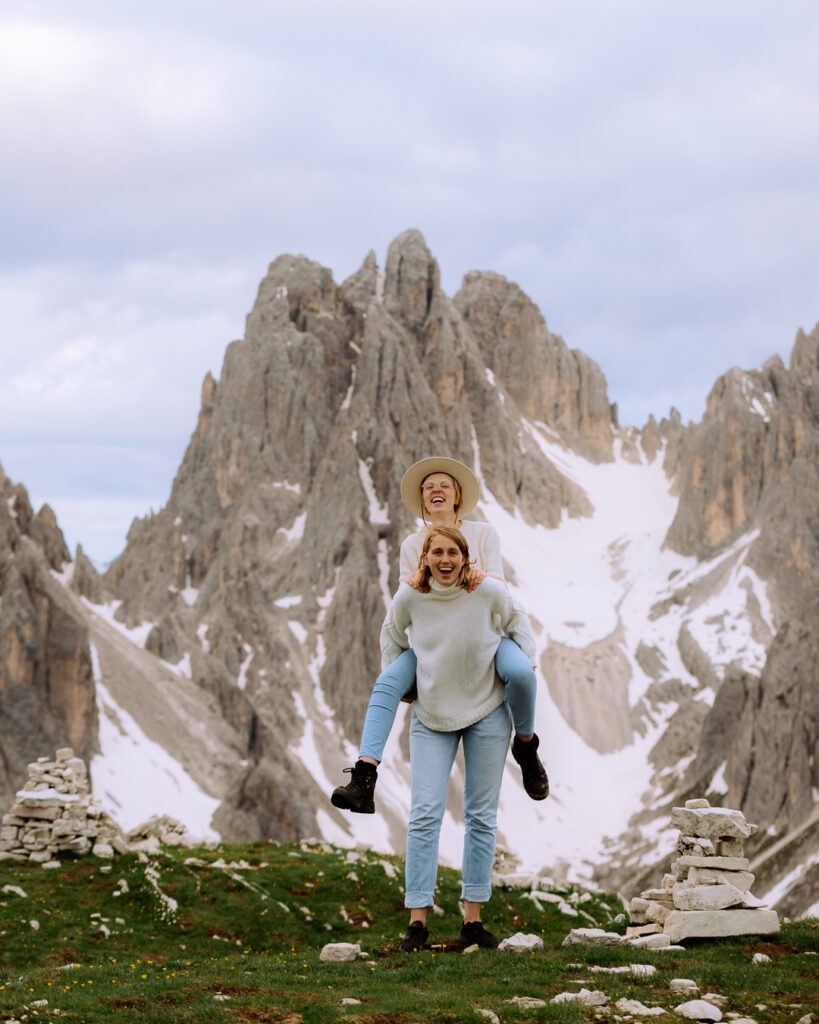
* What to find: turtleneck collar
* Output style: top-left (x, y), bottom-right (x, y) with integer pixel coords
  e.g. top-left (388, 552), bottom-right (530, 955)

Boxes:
top-left (428, 579), bottom-right (465, 597)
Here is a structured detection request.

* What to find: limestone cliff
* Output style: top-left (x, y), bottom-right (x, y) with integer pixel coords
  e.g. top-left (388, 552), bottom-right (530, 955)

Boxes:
top-left (0, 465), bottom-right (98, 809)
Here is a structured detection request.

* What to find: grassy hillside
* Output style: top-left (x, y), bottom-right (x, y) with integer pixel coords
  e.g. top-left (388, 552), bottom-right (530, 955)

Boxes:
top-left (1, 840), bottom-right (816, 1023)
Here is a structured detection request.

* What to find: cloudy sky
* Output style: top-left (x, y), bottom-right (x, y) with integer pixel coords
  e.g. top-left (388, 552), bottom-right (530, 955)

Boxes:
top-left (2, 0), bottom-right (818, 564)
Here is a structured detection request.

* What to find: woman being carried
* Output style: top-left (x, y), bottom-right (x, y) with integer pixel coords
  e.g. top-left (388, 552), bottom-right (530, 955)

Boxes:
top-left (383, 526), bottom-right (535, 951)
top-left (331, 456), bottom-right (548, 814)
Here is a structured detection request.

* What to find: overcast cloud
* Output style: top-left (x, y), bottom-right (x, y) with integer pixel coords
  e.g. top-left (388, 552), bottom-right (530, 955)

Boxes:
top-left (2, 0), bottom-right (818, 563)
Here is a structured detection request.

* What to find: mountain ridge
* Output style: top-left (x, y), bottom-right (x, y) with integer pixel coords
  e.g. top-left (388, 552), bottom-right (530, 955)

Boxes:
top-left (1, 230), bottom-right (817, 916)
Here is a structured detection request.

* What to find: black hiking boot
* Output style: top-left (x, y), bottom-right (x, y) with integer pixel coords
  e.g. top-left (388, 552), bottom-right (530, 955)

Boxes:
top-left (511, 733), bottom-right (549, 801)
top-left (330, 760), bottom-right (377, 814)
top-left (458, 920), bottom-right (499, 949)
top-left (399, 921), bottom-right (429, 952)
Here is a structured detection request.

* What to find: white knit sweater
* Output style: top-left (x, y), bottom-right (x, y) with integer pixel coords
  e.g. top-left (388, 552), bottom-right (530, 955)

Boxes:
top-left (380, 577), bottom-right (536, 732)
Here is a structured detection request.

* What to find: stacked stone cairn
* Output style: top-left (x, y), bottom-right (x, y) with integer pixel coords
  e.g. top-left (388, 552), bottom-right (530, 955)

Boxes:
top-left (628, 798), bottom-right (779, 943)
top-left (0, 748), bottom-right (128, 865)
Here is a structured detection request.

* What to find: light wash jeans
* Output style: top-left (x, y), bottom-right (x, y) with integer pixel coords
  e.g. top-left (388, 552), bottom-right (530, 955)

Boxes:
top-left (358, 637), bottom-right (535, 761)
top-left (405, 702), bottom-right (512, 907)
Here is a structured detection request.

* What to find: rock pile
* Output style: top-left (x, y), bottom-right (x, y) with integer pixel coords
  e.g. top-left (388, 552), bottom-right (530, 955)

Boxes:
top-left (0, 748), bottom-right (127, 865)
top-left (628, 798), bottom-right (779, 942)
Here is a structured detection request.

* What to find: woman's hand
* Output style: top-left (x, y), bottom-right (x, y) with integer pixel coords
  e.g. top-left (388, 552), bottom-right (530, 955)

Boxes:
top-left (405, 571), bottom-right (421, 590)
top-left (465, 567), bottom-right (486, 592)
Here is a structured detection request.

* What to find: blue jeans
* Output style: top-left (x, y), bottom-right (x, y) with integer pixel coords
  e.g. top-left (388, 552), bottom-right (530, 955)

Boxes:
top-left (405, 703), bottom-right (512, 907)
top-left (358, 638), bottom-right (535, 761)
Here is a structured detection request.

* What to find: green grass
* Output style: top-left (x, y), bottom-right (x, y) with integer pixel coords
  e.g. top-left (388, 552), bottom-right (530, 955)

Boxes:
top-left (1, 841), bottom-right (817, 1023)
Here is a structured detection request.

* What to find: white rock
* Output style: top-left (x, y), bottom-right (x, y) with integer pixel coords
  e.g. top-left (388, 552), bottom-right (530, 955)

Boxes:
top-left (670, 979), bottom-right (700, 995)
top-left (492, 872), bottom-right (537, 889)
top-left (751, 952), bottom-right (771, 964)
top-left (677, 855), bottom-right (750, 871)
top-left (627, 932), bottom-right (672, 948)
top-left (92, 842), bottom-right (115, 859)
top-left (562, 927), bottom-right (622, 946)
top-left (462, 943), bottom-right (479, 954)
top-left (630, 963), bottom-right (658, 977)
top-left (614, 997), bottom-right (667, 1016)
top-left (688, 867), bottom-right (755, 891)
top-left (673, 883), bottom-right (745, 912)
top-left (30, 920), bottom-right (40, 931)
top-left (663, 909), bottom-right (779, 943)
top-left (498, 932), bottom-right (544, 953)
top-left (551, 991), bottom-right (581, 1004)
top-left (646, 900), bottom-right (673, 923)
top-left (475, 1011), bottom-right (500, 1024)
top-left (319, 942), bottom-right (361, 963)
top-left (341, 998), bottom-right (361, 1005)
top-left (670, 806), bottom-right (756, 840)
top-left (2, 885), bottom-right (28, 898)
top-left (579, 989), bottom-right (609, 1006)
top-left (506, 995), bottom-right (546, 1008)
top-left (674, 999), bottom-right (723, 1021)
top-left (685, 798), bottom-right (711, 809)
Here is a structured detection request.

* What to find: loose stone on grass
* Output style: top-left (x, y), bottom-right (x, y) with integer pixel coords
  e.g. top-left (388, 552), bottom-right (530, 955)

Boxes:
top-left (674, 999), bottom-right (723, 1021)
top-left (562, 926), bottom-right (622, 946)
top-left (497, 931), bottom-right (544, 952)
top-left (506, 995), bottom-right (546, 1009)
top-left (319, 942), bottom-right (361, 962)
top-left (475, 1010), bottom-right (500, 1024)
top-left (614, 997), bottom-right (667, 1016)
top-left (670, 979), bottom-right (700, 995)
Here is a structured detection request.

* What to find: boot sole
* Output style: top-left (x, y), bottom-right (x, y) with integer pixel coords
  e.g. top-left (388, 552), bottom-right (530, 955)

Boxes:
top-left (330, 790), bottom-right (375, 814)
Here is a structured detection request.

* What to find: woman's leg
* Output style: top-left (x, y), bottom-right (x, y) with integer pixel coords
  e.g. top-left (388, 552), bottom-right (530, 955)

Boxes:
top-left (495, 638), bottom-right (549, 801)
top-left (358, 649), bottom-right (417, 762)
top-left (494, 637), bottom-right (536, 737)
top-left (460, 703), bottom-right (512, 908)
top-left (405, 713), bottom-right (459, 911)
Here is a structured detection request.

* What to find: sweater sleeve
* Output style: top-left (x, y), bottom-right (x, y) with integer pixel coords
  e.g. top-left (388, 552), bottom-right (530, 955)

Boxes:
top-left (477, 523), bottom-right (505, 582)
top-left (380, 588), bottom-right (412, 669)
top-left (399, 533), bottom-right (421, 580)
top-left (493, 585), bottom-right (537, 663)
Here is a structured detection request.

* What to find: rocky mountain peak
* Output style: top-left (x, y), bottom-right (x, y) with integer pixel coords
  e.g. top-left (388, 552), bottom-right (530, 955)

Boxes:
top-left (454, 269), bottom-right (614, 461)
top-left (666, 326), bottom-right (819, 561)
top-left (383, 228), bottom-right (441, 338)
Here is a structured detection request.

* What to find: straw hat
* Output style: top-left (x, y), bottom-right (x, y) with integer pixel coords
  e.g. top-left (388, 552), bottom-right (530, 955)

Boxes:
top-left (400, 457), bottom-right (480, 519)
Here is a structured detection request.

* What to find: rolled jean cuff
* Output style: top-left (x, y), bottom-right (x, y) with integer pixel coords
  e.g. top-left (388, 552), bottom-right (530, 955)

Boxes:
top-left (462, 883), bottom-right (492, 903)
top-left (404, 890), bottom-right (433, 909)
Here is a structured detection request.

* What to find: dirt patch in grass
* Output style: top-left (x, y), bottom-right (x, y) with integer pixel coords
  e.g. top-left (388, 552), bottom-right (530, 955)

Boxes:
top-left (360, 1014), bottom-right (415, 1024)
top-left (230, 1012), bottom-right (302, 1024)
top-left (748, 939), bottom-right (802, 958)
top-left (52, 946), bottom-right (83, 964)
top-left (107, 997), bottom-right (147, 1009)
top-left (209, 927), bottom-right (243, 941)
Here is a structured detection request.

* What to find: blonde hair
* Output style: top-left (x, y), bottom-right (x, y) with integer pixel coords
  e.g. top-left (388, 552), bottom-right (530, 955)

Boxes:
top-left (417, 526), bottom-right (471, 592)
top-left (419, 472), bottom-right (463, 525)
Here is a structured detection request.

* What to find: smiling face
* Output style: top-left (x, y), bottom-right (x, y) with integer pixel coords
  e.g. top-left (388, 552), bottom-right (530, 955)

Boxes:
top-left (424, 532), bottom-right (466, 586)
top-left (420, 472), bottom-right (460, 521)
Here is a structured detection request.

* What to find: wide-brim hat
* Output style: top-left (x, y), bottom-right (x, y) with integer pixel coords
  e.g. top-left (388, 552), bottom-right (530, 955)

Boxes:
top-left (400, 457), bottom-right (480, 519)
